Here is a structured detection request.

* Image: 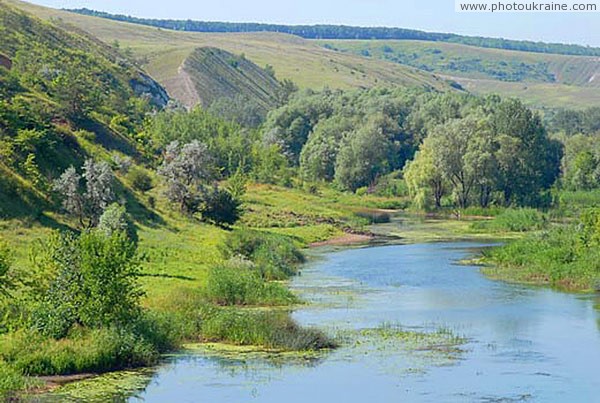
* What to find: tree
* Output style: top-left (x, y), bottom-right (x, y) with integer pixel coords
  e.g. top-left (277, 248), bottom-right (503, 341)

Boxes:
top-left (403, 139), bottom-right (446, 209)
top-left (490, 99), bottom-right (562, 206)
top-left (158, 140), bottom-right (214, 213)
top-left (97, 203), bottom-right (138, 244)
top-left (334, 120), bottom-right (391, 192)
top-left (33, 230), bottom-right (143, 338)
top-left (54, 159), bottom-right (115, 227)
top-left (427, 115), bottom-right (493, 208)
top-left (299, 116), bottom-right (352, 182)
top-left (199, 185), bottom-right (242, 227)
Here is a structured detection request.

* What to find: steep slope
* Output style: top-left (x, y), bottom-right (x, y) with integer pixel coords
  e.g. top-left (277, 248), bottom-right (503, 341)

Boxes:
top-left (4, 0), bottom-right (453, 99)
top-left (166, 47), bottom-right (282, 110)
top-left (0, 3), bottom-right (166, 219)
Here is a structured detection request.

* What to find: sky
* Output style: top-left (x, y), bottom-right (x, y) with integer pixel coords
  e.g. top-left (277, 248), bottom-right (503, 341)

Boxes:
top-left (27, 0), bottom-right (600, 46)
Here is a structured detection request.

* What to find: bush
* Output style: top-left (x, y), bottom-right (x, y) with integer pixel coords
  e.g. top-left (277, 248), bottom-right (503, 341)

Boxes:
top-left (128, 167), bottom-right (153, 192)
top-left (200, 308), bottom-right (335, 351)
top-left (33, 230), bottom-right (143, 338)
top-left (97, 203), bottom-right (138, 243)
top-left (0, 327), bottom-right (158, 376)
top-left (0, 360), bottom-right (30, 398)
top-left (471, 208), bottom-right (547, 232)
top-left (485, 211), bottom-right (600, 291)
top-left (0, 240), bottom-right (14, 296)
top-left (205, 259), bottom-right (297, 306)
top-left (221, 229), bottom-right (304, 280)
top-left (199, 185), bottom-right (242, 227)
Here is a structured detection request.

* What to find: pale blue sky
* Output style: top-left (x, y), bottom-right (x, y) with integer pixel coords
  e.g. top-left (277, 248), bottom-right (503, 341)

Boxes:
top-left (28, 0), bottom-right (600, 46)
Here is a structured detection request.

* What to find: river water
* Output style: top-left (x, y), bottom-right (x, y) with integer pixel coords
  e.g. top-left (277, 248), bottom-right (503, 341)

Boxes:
top-left (127, 241), bottom-right (600, 402)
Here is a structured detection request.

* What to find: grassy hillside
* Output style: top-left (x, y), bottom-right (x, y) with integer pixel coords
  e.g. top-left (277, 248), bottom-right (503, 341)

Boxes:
top-left (5, 0), bottom-right (452, 98)
top-left (0, 2), bottom-right (168, 220)
top-left (67, 8), bottom-right (600, 57)
top-left (319, 40), bottom-right (600, 86)
top-left (168, 47), bottom-right (282, 110)
top-left (319, 39), bottom-right (600, 109)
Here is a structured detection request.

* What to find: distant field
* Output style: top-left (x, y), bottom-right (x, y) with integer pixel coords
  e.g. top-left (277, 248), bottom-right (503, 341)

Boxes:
top-left (8, 0), bottom-right (599, 109)
top-left (318, 40), bottom-right (600, 87)
top-left (447, 77), bottom-right (600, 110)
top-left (6, 0), bottom-right (450, 98)
top-left (317, 39), bottom-right (600, 108)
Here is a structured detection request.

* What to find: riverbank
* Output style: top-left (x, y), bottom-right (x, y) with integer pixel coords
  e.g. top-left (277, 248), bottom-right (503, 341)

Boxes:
top-left (475, 208), bottom-right (600, 293)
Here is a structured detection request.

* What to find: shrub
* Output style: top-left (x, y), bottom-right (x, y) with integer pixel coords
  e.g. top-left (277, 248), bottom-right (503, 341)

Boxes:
top-left (128, 167), bottom-right (153, 192)
top-left (97, 203), bottom-right (138, 243)
top-left (205, 259), bottom-right (297, 306)
top-left (471, 208), bottom-right (547, 232)
top-left (199, 185), bottom-right (242, 227)
top-left (33, 231), bottom-right (143, 338)
top-left (0, 327), bottom-right (158, 376)
top-left (0, 360), bottom-right (30, 398)
top-left (200, 308), bottom-right (335, 351)
top-left (0, 240), bottom-right (14, 296)
top-left (221, 229), bottom-right (304, 280)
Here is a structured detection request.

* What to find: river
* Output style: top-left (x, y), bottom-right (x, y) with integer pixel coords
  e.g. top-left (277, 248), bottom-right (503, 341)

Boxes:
top-left (44, 238), bottom-right (600, 402)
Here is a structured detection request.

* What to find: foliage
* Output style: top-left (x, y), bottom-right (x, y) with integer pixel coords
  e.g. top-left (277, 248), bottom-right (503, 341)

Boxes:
top-left (221, 229), bottom-right (304, 280)
top-left (471, 208), bottom-right (547, 232)
top-left (158, 140), bottom-right (214, 213)
top-left (97, 203), bottom-right (138, 243)
top-left (404, 96), bottom-right (561, 209)
top-left (0, 241), bottom-right (14, 297)
top-left (0, 327), bottom-right (158, 376)
top-left (208, 95), bottom-right (265, 128)
top-left (53, 160), bottom-right (115, 227)
top-left (199, 185), bottom-right (242, 227)
top-left (204, 259), bottom-right (296, 306)
top-left (485, 208), bottom-right (600, 290)
top-left (559, 134), bottom-right (600, 191)
top-left (127, 167), bottom-right (153, 192)
top-left (200, 308), bottom-right (334, 350)
top-left (32, 230), bottom-right (143, 339)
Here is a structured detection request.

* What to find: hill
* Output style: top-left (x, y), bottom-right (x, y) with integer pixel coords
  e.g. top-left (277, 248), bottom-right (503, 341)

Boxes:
top-left (319, 40), bottom-right (600, 87)
top-left (166, 47), bottom-right (282, 110)
top-left (4, 0), bottom-right (453, 100)
top-left (319, 39), bottom-right (600, 109)
top-left (67, 8), bottom-right (600, 57)
top-left (7, 1), bottom-right (599, 109)
top-left (0, 2), bottom-right (167, 219)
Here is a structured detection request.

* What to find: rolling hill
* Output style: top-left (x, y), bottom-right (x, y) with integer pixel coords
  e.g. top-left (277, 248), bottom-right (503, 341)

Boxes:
top-left (3, 0), bottom-right (454, 101)
top-left (319, 39), bottom-right (600, 109)
top-left (5, 0), bottom-right (599, 109)
top-left (0, 2), bottom-right (166, 219)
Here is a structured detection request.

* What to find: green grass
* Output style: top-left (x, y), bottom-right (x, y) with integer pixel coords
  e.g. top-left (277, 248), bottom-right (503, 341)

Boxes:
top-left (200, 308), bottom-right (335, 351)
top-left (483, 223), bottom-right (600, 291)
top-left (6, 0), bottom-right (450, 101)
top-left (319, 39), bottom-right (600, 109)
top-left (319, 40), bottom-right (600, 87)
top-left (470, 208), bottom-right (548, 233)
top-left (204, 260), bottom-right (297, 306)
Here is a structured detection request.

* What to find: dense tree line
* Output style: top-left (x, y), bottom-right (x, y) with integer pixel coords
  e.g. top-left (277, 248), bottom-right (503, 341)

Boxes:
top-left (69, 8), bottom-right (600, 57)
top-left (262, 88), bottom-right (562, 208)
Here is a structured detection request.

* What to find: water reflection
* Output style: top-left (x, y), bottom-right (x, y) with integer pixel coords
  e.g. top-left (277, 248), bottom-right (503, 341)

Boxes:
top-left (48, 241), bottom-right (600, 402)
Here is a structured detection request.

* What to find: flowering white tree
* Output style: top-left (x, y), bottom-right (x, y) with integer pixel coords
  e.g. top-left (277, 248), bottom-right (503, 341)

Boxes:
top-left (158, 140), bottom-right (214, 213)
top-left (54, 159), bottom-right (115, 227)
